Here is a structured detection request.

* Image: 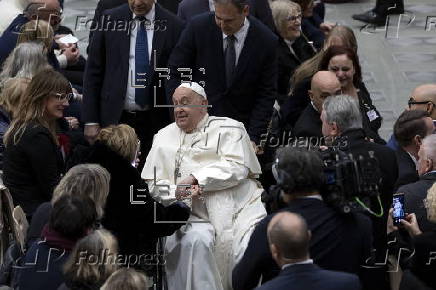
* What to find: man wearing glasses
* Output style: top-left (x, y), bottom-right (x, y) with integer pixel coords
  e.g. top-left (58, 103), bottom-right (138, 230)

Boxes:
top-left (387, 84), bottom-right (436, 151)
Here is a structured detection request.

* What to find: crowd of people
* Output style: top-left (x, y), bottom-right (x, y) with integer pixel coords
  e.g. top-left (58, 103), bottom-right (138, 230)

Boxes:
top-left (0, 0), bottom-right (434, 289)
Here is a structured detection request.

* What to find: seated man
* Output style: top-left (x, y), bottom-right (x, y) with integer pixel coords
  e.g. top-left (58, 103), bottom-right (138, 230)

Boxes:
top-left (393, 110), bottom-right (434, 188)
top-left (258, 212), bottom-right (361, 290)
top-left (233, 147), bottom-right (373, 289)
top-left (397, 134), bottom-right (436, 232)
top-left (142, 82), bottom-right (266, 290)
top-left (293, 71), bottom-right (341, 139)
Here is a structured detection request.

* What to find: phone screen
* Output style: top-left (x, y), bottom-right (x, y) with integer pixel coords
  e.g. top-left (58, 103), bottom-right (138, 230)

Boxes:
top-left (392, 193), bottom-right (405, 225)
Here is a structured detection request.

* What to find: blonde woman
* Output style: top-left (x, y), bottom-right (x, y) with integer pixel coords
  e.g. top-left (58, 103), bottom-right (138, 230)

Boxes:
top-left (100, 268), bottom-right (150, 290)
top-left (3, 69), bottom-right (71, 219)
top-left (59, 229), bottom-right (119, 290)
top-left (71, 124), bottom-right (189, 269)
top-left (0, 77), bottom-right (30, 169)
top-left (26, 163), bottom-right (110, 246)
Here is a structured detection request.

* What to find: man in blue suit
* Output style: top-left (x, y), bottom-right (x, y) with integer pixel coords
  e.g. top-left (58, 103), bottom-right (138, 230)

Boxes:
top-left (84, 0), bottom-right (184, 169)
top-left (168, 0), bottom-right (278, 150)
top-left (257, 211), bottom-right (362, 290)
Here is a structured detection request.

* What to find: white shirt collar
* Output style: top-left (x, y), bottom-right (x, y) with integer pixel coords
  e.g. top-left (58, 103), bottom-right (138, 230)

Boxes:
top-left (222, 17), bottom-right (249, 42)
top-left (406, 151), bottom-right (418, 169)
top-left (208, 0), bottom-right (215, 11)
top-left (133, 3), bottom-right (155, 21)
top-left (282, 259), bottom-right (313, 270)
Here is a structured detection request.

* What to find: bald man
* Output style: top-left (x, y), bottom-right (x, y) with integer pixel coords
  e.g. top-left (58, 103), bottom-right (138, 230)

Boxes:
top-left (293, 71), bottom-right (342, 139)
top-left (257, 212), bottom-right (362, 290)
top-left (387, 84), bottom-right (436, 150)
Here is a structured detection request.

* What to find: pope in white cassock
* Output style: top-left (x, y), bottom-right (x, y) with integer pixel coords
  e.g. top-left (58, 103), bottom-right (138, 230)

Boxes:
top-left (142, 82), bottom-right (267, 290)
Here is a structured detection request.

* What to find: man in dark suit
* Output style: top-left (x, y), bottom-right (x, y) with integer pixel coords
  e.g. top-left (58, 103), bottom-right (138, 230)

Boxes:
top-left (397, 134), bottom-right (436, 232)
top-left (293, 71), bottom-right (341, 139)
top-left (89, 0), bottom-right (181, 49)
top-left (321, 95), bottom-right (398, 290)
top-left (257, 211), bottom-right (362, 290)
top-left (177, 0), bottom-right (274, 30)
top-left (393, 110), bottom-right (434, 189)
top-left (168, 0), bottom-right (278, 149)
top-left (233, 147), bottom-right (373, 290)
top-left (83, 0), bottom-right (184, 169)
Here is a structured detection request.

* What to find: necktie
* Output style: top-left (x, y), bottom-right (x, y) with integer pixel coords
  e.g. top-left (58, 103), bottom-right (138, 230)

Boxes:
top-left (225, 35), bottom-right (236, 88)
top-left (135, 16), bottom-right (151, 108)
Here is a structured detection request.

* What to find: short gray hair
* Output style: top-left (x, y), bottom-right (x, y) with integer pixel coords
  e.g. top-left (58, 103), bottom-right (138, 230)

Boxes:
top-left (270, 0), bottom-right (301, 36)
top-left (0, 42), bottom-right (50, 85)
top-left (322, 95), bottom-right (362, 132)
top-left (421, 134), bottom-right (436, 165)
top-left (52, 164), bottom-right (111, 219)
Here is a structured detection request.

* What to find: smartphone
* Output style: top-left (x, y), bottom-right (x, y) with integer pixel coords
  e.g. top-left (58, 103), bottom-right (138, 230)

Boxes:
top-left (392, 193), bottom-right (405, 225)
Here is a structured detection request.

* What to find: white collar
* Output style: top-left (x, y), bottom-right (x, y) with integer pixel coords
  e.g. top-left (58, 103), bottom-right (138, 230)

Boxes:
top-left (222, 17), bottom-right (249, 42)
top-left (297, 194), bottom-right (323, 201)
top-left (405, 151), bottom-right (418, 169)
top-left (282, 259), bottom-right (313, 270)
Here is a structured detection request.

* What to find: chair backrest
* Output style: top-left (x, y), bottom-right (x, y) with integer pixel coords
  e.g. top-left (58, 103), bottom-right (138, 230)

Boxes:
top-left (0, 186), bottom-right (28, 259)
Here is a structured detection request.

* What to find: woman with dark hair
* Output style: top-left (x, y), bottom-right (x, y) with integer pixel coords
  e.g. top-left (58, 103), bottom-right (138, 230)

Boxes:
top-left (17, 195), bottom-right (98, 290)
top-left (3, 68), bottom-right (71, 219)
top-left (319, 45), bottom-right (384, 143)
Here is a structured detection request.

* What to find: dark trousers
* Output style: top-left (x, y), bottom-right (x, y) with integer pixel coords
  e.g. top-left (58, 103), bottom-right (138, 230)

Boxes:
top-left (120, 110), bottom-right (154, 171)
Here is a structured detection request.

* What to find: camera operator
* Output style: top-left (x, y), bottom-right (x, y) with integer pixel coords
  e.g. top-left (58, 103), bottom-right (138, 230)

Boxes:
top-left (321, 95), bottom-right (398, 289)
top-left (232, 147), bottom-right (373, 290)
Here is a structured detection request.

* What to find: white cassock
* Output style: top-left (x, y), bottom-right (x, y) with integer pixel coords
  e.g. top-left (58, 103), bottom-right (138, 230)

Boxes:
top-left (142, 114), bottom-right (266, 290)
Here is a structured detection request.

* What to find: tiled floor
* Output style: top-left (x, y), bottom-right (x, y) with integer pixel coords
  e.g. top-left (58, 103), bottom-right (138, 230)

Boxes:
top-left (63, 0), bottom-right (436, 140)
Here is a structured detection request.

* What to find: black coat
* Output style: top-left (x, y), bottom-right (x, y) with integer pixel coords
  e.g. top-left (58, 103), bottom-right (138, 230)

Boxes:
top-left (276, 37), bottom-right (315, 105)
top-left (0, 106), bottom-right (11, 170)
top-left (232, 198), bottom-right (373, 290)
top-left (398, 172), bottom-right (436, 232)
top-left (75, 142), bottom-right (190, 257)
top-left (84, 3), bottom-right (184, 130)
top-left (256, 264), bottom-right (362, 290)
top-left (3, 123), bottom-right (64, 218)
top-left (395, 148), bottom-right (419, 189)
top-left (293, 104), bottom-right (322, 139)
top-left (335, 128), bottom-right (398, 283)
top-left (167, 13), bottom-right (278, 143)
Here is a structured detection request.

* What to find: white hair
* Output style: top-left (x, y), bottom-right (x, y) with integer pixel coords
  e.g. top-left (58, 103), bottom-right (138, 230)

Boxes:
top-left (322, 95), bottom-right (362, 132)
top-left (421, 134), bottom-right (436, 164)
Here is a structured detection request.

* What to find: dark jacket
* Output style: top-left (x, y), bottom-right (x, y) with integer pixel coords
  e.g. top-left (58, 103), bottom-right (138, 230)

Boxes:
top-left (84, 3), bottom-right (184, 131)
top-left (17, 226), bottom-right (75, 290)
top-left (276, 36), bottom-right (315, 105)
top-left (0, 106), bottom-right (11, 170)
top-left (3, 123), bottom-right (64, 218)
top-left (256, 263), bottom-right (362, 290)
top-left (398, 172), bottom-right (436, 232)
top-left (357, 83), bottom-right (384, 144)
top-left (335, 128), bottom-right (398, 284)
top-left (388, 229), bottom-right (436, 290)
top-left (233, 198), bottom-right (373, 290)
top-left (293, 104), bottom-right (322, 139)
top-left (301, 14), bottom-right (324, 50)
top-left (394, 148), bottom-right (419, 189)
top-left (72, 142), bottom-right (190, 258)
top-left (167, 13), bottom-right (278, 143)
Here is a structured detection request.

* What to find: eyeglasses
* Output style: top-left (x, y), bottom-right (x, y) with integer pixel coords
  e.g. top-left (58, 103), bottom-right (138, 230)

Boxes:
top-left (286, 14), bottom-right (302, 22)
top-left (408, 97), bottom-right (436, 109)
top-left (54, 93), bottom-right (73, 102)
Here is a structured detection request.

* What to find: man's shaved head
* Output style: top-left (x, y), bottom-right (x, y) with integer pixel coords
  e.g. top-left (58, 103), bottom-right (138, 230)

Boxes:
top-left (309, 71), bottom-right (342, 112)
top-left (410, 84), bottom-right (436, 119)
top-left (267, 212), bottom-right (310, 264)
